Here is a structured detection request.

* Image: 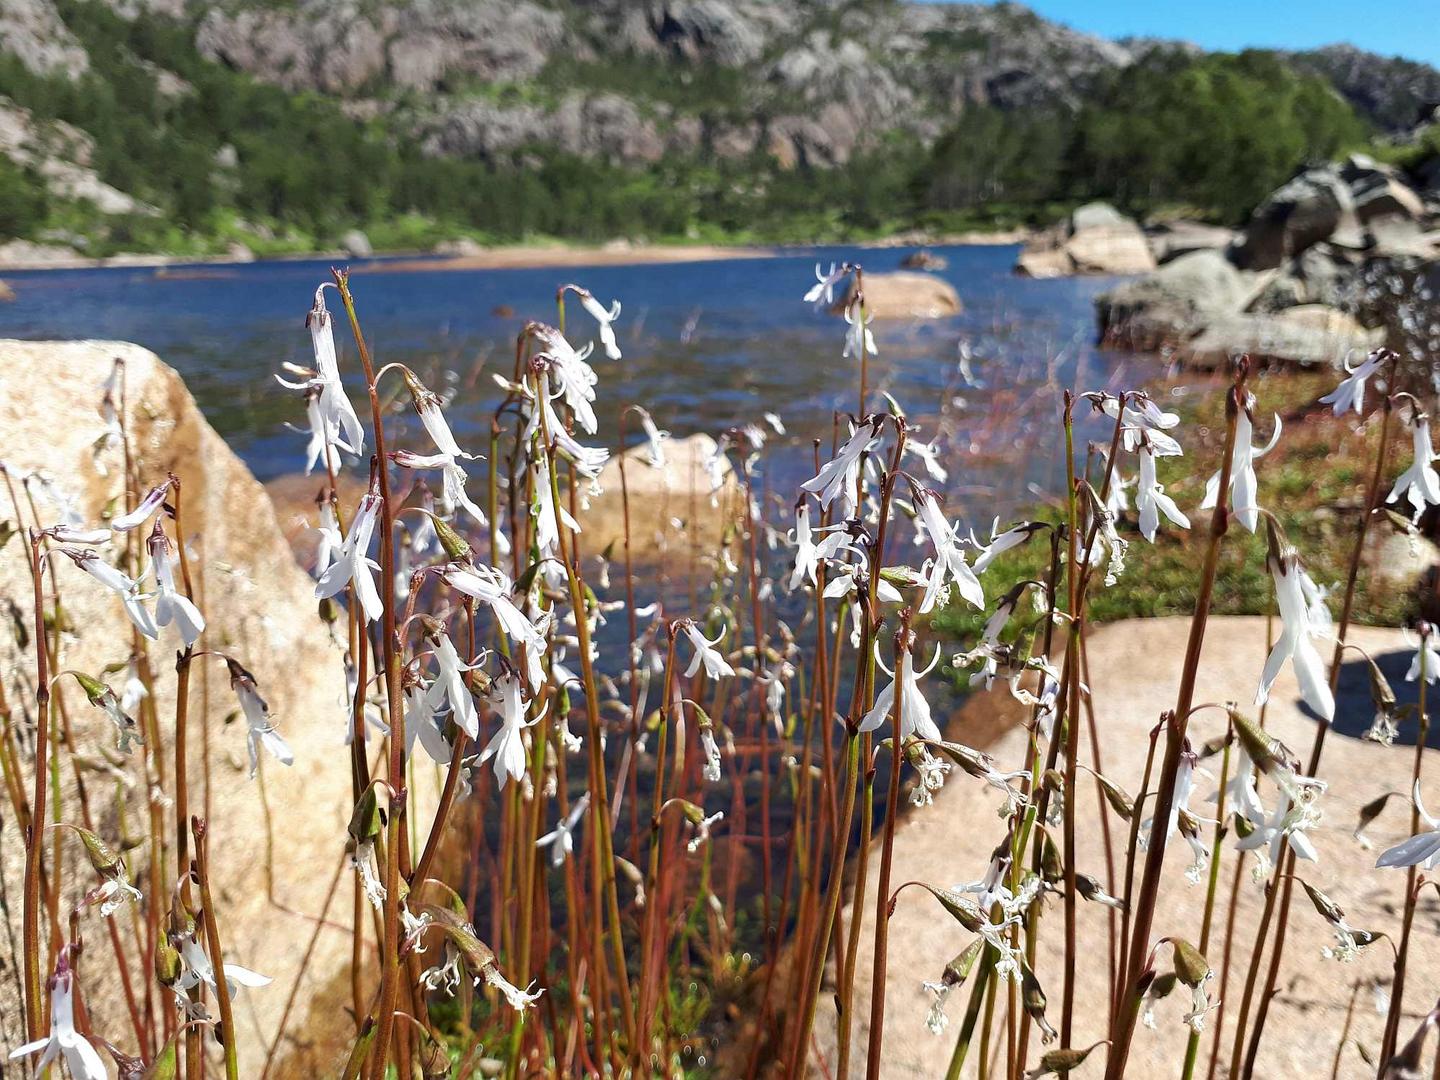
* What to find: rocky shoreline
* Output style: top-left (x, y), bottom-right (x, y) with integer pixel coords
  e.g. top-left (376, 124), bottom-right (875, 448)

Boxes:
top-left (1091, 154), bottom-right (1437, 369)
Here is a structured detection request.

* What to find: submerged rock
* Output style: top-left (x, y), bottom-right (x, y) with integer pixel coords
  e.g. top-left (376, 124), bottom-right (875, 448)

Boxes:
top-left (586, 433), bottom-right (739, 557)
top-left (836, 271), bottom-right (962, 319)
top-left (899, 249), bottom-right (949, 271)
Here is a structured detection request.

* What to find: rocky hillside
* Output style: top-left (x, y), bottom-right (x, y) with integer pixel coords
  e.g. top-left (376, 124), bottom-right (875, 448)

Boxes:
top-left (0, 0), bottom-right (1437, 256)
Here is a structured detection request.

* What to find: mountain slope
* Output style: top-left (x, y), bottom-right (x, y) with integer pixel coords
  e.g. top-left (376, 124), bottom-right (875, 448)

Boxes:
top-left (0, 0), bottom-right (1435, 255)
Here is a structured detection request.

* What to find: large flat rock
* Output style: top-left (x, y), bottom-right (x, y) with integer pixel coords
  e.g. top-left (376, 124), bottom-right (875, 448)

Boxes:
top-left (811, 616), bottom-right (1436, 1078)
top-left (0, 340), bottom-right (407, 1073)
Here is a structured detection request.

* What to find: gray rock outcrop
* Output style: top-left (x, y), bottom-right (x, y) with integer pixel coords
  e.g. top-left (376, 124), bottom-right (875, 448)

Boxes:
top-left (1016, 202), bottom-right (1157, 277)
top-left (1098, 156), bottom-right (1438, 369)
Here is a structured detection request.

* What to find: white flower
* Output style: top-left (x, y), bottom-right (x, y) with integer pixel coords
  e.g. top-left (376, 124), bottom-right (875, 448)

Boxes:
top-left (824, 565), bottom-right (904, 647)
top-left (843, 303), bottom-right (877, 359)
top-left (351, 838), bottom-right (385, 910)
top-left (576, 288), bottom-right (623, 361)
top-left (1100, 392), bottom-right (1183, 455)
top-left (315, 491), bottom-right (383, 623)
top-left (229, 662), bottom-right (293, 777)
top-left (682, 622), bottom-right (735, 679)
top-left (1319, 349), bottom-right (1386, 416)
top-left (1141, 744), bottom-right (1197, 850)
top-left (8, 951), bottom-right (105, 1080)
top-left (439, 561), bottom-right (549, 690)
top-left (922, 981), bottom-right (952, 1035)
top-left (787, 502), bottom-right (852, 590)
top-left (532, 324), bottom-right (600, 434)
top-left (1389, 413), bottom-right (1440, 518)
top-left (479, 668), bottom-right (539, 788)
top-left (297, 388), bottom-right (340, 475)
top-left (634, 406), bottom-right (670, 470)
top-left (403, 681), bottom-right (452, 764)
top-left (1217, 746), bottom-right (1266, 824)
top-left (1200, 405), bottom-right (1281, 533)
top-left (764, 411), bottom-right (786, 435)
top-left (84, 680), bottom-right (142, 754)
top-left (1136, 444), bottom-right (1190, 542)
top-left (686, 809), bottom-right (725, 853)
top-left (427, 630), bottom-right (480, 739)
top-left (119, 656), bottom-right (147, 715)
top-left (48, 525), bottom-right (112, 545)
top-left (859, 644), bottom-right (943, 743)
top-left (148, 527), bottom-right (205, 647)
top-left (801, 417), bottom-right (882, 512)
top-left (1104, 466), bottom-right (1133, 518)
top-left (483, 963), bottom-right (544, 1010)
top-left (1300, 571), bottom-right (1333, 640)
top-left (913, 485), bottom-right (984, 613)
top-left (1407, 628), bottom-right (1440, 684)
top-left (94, 871), bottom-right (143, 918)
top-left (1081, 491), bottom-right (1128, 587)
top-left (537, 793), bottom-right (590, 867)
top-left (701, 725), bottom-right (722, 781)
top-left (905, 436), bottom-right (948, 483)
top-left (1255, 535), bottom-right (1335, 722)
top-left (1181, 976), bottom-right (1219, 1033)
top-left (397, 375), bottom-right (486, 524)
top-left (394, 450), bottom-right (487, 528)
top-left (110, 478), bottom-right (171, 532)
top-left (529, 453), bottom-right (581, 553)
top-left (1237, 794), bottom-right (1320, 867)
top-left (64, 548), bottom-right (159, 640)
top-left (527, 369), bottom-right (610, 483)
top-left (960, 587), bottom-right (1023, 690)
top-left (278, 285), bottom-right (365, 462)
top-left (175, 930), bottom-right (272, 999)
top-left (971, 520), bottom-right (1043, 575)
top-left (311, 499), bottom-right (342, 580)
top-left (420, 942), bottom-right (464, 995)
top-left (1376, 781), bottom-right (1440, 870)
top-left (803, 261), bottom-right (848, 307)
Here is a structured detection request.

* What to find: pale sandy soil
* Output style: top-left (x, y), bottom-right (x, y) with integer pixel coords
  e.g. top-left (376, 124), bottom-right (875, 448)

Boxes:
top-left (369, 242), bottom-right (774, 273)
top-left (0, 241), bottom-right (776, 273)
top-left (809, 615), bottom-right (1440, 1079)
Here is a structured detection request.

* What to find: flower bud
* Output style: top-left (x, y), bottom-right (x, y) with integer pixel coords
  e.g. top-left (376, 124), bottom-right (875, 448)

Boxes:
top-left (1171, 938), bottom-right (1210, 988)
top-left (348, 786), bottom-right (383, 844)
top-left (1040, 833), bottom-right (1063, 885)
top-left (430, 513), bottom-right (473, 562)
top-left (942, 938), bottom-right (985, 988)
top-left (154, 932), bottom-right (182, 987)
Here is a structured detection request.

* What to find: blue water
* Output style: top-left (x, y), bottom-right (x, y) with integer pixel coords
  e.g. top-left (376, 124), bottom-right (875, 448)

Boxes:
top-left (0, 244), bottom-right (1154, 526)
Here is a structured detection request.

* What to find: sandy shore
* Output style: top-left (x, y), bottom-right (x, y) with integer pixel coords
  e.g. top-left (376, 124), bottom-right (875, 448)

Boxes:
top-left (0, 232), bottom-right (1032, 277)
top-left (368, 242), bottom-right (775, 273)
top-left (0, 241), bottom-right (772, 274)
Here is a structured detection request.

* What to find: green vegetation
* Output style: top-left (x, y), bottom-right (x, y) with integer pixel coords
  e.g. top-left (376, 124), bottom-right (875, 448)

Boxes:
top-left (0, 4), bottom-right (1409, 256)
top-left (924, 51), bottom-right (1372, 225)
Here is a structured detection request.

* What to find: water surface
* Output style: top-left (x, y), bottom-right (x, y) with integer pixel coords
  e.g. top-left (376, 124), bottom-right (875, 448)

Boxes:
top-left (0, 244), bottom-right (1154, 529)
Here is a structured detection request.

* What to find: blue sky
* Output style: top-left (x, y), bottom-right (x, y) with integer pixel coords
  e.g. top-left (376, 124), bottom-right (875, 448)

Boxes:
top-left (925, 1), bottom-right (1439, 66)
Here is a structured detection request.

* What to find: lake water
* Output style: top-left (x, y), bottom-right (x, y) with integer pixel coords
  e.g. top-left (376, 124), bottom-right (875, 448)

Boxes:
top-left (0, 243), bottom-right (1156, 529)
